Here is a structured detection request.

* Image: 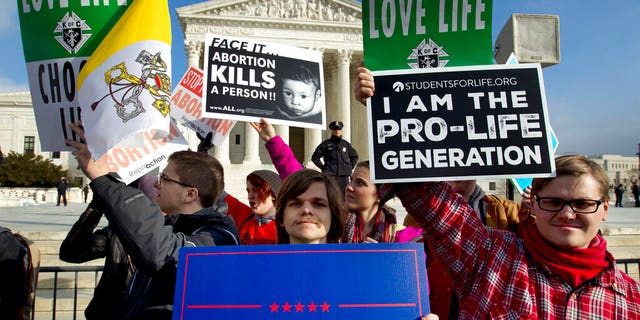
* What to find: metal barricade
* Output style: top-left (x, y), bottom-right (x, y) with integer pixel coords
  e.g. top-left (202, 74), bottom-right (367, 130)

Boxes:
top-left (35, 265), bottom-right (104, 320)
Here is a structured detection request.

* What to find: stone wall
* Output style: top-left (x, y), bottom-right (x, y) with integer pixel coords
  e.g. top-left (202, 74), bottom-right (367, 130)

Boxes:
top-left (0, 187), bottom-right (88, 207)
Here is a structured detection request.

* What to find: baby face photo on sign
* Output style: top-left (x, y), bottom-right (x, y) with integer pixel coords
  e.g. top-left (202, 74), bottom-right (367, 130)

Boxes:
top-left (202, 34), bottom-right (326, 130)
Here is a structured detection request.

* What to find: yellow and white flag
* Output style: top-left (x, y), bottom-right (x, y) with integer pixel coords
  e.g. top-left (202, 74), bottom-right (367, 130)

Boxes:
top-left (78, 0), bottom-right (171, 159)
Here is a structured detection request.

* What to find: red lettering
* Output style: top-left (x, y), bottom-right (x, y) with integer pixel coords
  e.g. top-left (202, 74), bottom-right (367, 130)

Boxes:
top-left (112, 148), bottom-right (130, 168)
top-left (172, 90), bottom-right (184, 108)
top-left (124, 147), bottom-right (144, 162)
top-left (102, 154), bottom-right (120, 172)
top-left (180, 67), bottom-right (203, 96)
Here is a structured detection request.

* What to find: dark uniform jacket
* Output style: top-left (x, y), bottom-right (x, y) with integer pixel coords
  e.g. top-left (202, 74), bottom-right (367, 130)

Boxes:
top-left (311, 135), bottom-right (358, 176)
top-left (89, 174), bottom-right (239, 320)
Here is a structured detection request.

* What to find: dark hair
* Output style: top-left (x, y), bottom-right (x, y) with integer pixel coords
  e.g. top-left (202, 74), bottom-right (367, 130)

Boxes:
top-left (168, 151), bottom-right (224, 207)
top-left (531, 154), bottom-right (610, 200)
top-left (354, 160), bottom-right (381, 191)
top-left (282, 64), bottom-right (320, 91)
top-left (275, 169), bottom-right (345, 244)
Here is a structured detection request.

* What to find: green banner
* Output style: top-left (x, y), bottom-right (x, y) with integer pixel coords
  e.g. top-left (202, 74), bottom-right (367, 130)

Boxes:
top-left (16, 1), bottom-right (131, 151)
top-left (17, 1), bottom-right (130, 61)
top-left (362, 0), bottom-right (493, 71)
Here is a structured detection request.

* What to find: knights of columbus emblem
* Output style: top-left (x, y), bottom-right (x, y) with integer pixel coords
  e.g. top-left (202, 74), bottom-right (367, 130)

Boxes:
top-left (407, 39), bottom-right (449, 69)
top-left (91, 50), bottom-right (171, 122)
top-left (54, 12), bottom-right (92, 54)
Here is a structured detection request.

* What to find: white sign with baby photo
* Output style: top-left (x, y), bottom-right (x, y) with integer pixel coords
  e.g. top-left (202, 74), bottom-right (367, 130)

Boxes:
top-left (201, 34), bottom-right (326, 129)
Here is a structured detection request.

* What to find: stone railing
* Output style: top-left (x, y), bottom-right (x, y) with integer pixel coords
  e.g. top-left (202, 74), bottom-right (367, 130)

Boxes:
top-left (0, 187), bottom-right (88, 207)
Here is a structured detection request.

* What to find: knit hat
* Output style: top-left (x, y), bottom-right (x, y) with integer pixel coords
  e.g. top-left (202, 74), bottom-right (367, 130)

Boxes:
top-left (249, 170), bottom-right (282, 196)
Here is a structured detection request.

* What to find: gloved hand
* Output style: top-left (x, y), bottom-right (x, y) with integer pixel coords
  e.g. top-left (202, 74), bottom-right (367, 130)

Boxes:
top-left (196, 131), bottom-right (214, 154)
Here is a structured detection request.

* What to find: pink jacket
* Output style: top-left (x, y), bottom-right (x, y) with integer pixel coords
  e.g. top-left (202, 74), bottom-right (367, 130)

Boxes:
top-left (265, 135), bottom-right (303, 180)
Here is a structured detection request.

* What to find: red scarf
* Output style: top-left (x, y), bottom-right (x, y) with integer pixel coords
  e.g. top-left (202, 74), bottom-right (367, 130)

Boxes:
top-left (523, 224), bottom-right (610, 288)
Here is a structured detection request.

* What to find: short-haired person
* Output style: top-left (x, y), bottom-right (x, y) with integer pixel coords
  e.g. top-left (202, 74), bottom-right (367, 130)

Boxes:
top-left (66, 122), bottom-right (239, 320)
top-left (277, 64), bottom-right (322, 123)
top-left (379, 154), bottom-right (640, 318)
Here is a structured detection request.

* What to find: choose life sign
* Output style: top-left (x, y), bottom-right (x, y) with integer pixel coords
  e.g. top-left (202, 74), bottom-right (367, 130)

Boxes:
top-left (17, 1), bottom-right (131, 151)
top-left (367, 64), bottom-right (556, 183)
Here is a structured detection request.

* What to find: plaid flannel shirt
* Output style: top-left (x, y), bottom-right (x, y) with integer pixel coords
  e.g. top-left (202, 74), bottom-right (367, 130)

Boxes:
top-left (391, 182), bottom-right (640, 319)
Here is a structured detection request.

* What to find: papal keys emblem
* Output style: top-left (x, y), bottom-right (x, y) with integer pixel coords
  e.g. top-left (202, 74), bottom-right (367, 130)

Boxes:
top-left (91, 50), bottom-right (171, 122)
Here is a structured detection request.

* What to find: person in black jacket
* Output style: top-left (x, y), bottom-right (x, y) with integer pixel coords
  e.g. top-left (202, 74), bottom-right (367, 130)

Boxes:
top-left (59, 176), bottom-right (157, 320)
top-left (311, 120), bottom-right (359, 194)
top-left (56, 176), bottom-right (68, 206)
top-left (66, 122), bottom-right (239, 320)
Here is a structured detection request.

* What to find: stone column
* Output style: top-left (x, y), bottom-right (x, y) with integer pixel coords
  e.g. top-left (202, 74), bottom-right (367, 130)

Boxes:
top-left (336, 49), bottom-right (352, 141)
top-left (305, 128), bottom-right (322, 169)
top-left (275, 125), bottom-right (289, 144)
top-left (185, 41), bottom-right (202, 68)
top-left (243, 123), bottom-right (261, 164)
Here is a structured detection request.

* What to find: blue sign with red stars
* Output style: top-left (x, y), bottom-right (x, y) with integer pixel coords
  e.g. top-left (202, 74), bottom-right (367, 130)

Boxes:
top-left (173, 243), bottom-right (430, 320)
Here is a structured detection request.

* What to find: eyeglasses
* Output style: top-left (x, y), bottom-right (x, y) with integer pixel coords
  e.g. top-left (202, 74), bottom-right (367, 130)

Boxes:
top-left (534, 195), bottom-right (605, 214)
top-left (157, 173), bottom-right (194, 188)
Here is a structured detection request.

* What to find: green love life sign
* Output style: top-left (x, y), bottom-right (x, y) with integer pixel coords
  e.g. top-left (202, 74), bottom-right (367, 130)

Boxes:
top-left (362, 0), bottom-right (494, 71)
top-left (16, 1), bottom-right (131, 151)
top-left (17, 1), bottom-right (131, 62)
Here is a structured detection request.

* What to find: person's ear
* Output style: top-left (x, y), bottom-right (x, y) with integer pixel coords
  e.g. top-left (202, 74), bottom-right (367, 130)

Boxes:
top-left (315, 90), bottom-right (321, 100)
top-left (184, 187), bottom-right (199, 204)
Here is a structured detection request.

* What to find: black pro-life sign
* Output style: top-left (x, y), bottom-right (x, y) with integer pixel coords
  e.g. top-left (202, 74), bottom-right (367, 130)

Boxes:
top-left (367, 64), bottom-right (555, 183)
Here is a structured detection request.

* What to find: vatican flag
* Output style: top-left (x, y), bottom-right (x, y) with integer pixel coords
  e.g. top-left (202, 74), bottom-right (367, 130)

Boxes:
top-left (78, 0), bottom-right (171, 159)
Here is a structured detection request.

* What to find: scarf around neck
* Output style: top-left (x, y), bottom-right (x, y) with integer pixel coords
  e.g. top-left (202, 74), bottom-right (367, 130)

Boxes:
top-left (523, 224), bottom-right (610, 288)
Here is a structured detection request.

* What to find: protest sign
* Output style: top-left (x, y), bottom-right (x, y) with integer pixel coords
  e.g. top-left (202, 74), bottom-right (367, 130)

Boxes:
top-left (171, 66), bottom-right (235, 146)
top-left (503, 54), bottom-right (559, 194)
top-left (173, 243), bottom-right (429, 320)
top-left (202, 34), bottom-right (325, 129)
top-left (17, 1), bottom-right (131, 151)
top-left (367, 64), bottom-right (555, 183)
top-left (77, 0), bottom-right (172, 159)
top-left (362, 0), bottom-right (493, 71)
top-left (98, 118), bottom-right (189, 185)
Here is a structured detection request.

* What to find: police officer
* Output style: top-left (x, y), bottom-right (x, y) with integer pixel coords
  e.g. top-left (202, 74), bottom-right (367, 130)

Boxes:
top-left (311, 120), bottom-right (359, 194)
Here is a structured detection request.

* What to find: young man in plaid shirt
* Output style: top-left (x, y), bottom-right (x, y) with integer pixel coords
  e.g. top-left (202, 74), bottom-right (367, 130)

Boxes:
top-left (356, 68), bottom-right (640, 319)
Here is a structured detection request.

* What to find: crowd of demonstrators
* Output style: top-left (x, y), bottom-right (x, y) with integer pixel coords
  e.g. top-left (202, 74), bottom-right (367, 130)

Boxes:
top-left (221, 118), bottom-right (304, 245)
top-left (42, 64), bottom-right (638, 320)
top-left (66, 122), bottom-right (239, 320)
top-left (311, 120), bottom-right (359, 194)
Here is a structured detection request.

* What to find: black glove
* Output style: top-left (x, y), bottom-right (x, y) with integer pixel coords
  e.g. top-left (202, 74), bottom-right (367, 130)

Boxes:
top-left (196, 132), bottom-right (214, 153)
